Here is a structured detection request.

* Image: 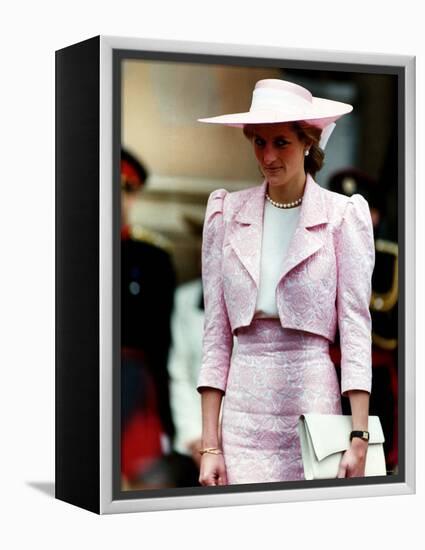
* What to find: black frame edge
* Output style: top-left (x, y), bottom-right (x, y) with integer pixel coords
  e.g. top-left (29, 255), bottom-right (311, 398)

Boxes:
top-left (55, 35), bottom-right (101, 514)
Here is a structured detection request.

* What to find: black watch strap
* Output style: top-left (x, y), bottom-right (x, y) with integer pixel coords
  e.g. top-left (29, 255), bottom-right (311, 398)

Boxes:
top-left (350, 430), bottom-right (370, 442)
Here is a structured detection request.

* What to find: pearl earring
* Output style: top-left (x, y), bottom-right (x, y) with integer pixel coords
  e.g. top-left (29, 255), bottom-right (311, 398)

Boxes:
top-left (304, 149), bottom-right (310, 156)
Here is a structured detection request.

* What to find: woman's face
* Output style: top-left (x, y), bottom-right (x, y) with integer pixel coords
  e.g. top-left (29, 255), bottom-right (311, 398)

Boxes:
top-left (250, 123), bottom-right (309, 189)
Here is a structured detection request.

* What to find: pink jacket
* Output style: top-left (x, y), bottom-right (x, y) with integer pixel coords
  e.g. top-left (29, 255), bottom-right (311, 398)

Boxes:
top-left (197, 174), bottom-right (375, 397)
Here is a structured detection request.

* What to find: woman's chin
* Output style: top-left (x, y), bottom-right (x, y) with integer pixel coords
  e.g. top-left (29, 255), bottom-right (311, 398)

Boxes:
top-left (266, 176), bottom-right (286, 186)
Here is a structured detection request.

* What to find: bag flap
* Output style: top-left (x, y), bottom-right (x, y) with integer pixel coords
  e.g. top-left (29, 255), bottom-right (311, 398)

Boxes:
top-left (300, 414), bottom-right (385, 461)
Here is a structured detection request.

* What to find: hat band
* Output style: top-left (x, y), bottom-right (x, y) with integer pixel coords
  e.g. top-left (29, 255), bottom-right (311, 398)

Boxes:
top-left (250, 87), bottom-right (314, 114)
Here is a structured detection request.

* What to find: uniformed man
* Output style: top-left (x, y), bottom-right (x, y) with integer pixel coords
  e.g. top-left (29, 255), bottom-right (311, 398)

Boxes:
top-left (120, 149), bottom-right (176, 486)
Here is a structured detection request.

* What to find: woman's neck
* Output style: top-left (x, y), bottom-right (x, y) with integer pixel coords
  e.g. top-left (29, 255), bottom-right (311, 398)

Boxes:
top-left (266, 173), bottom-right (307, 204)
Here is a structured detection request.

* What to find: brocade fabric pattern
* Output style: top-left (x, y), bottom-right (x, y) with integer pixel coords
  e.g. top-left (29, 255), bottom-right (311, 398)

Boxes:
top-left (223, 319), bottom-right (341, 483)
top-left (197, 175), bottom-right (375, 484)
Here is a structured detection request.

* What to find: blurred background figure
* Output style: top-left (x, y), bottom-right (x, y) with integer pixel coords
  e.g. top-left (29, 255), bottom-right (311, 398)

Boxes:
top-left (166, 214), bottom-right (206, 482)
top-left (327, 168), bottom-right (387, 238)
top-left (120, 148), bottom-right (177, 488)
top-left (328, 167), bottom-right (399, 474)
top-left (168, 277), bottom-right (204, 471)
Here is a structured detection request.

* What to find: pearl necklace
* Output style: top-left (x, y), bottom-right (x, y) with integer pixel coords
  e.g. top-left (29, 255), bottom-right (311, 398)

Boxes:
top-left (265, 193), bottom-right (303, 209)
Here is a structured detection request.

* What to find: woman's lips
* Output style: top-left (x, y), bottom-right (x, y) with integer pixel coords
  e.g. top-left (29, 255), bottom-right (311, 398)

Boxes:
top-left (265, 167), bottom-right (282, 173)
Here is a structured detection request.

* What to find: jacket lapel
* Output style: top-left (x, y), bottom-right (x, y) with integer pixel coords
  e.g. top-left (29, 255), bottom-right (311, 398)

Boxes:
top-left (228, 180), bottom-right (267, 287)
top-left (278, 174), bottom-right (328, 282)
top-left (228, 174), bottom-right (328, 288)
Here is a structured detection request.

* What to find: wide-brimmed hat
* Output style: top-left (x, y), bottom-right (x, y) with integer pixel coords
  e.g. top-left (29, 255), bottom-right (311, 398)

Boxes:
top-left (198, 79), bottom-right (352, 148)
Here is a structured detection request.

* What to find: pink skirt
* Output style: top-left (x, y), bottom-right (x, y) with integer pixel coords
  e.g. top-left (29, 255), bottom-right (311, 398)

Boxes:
top-left (222, 318), bottom-right (342, 484)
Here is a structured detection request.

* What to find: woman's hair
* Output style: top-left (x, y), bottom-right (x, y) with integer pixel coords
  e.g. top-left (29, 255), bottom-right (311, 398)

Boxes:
top-left (243, 121), bottom-right (325, 177)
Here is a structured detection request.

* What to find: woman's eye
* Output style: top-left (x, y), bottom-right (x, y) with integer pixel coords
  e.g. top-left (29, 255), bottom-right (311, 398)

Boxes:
top-left (275, 139), bottom-right (289, 148)
top-left (254, 138), bottom-right (265, 147)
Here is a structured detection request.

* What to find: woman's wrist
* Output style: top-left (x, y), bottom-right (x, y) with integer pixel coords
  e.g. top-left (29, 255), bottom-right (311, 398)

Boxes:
top-left (201, 436), bottom-right (221, 449)
top-left (200, 433), bottom-right (223, 456)
top-left (199, 447), bottom-right (223, 456)
top-left (350, 437), bottom-right (368, 457)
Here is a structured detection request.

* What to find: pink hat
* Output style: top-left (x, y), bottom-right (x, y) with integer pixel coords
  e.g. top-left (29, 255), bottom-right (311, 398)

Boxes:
top-left (198, 79), bottom-right (353, 128)
top-left (198, 79), bottom-right (352, 148)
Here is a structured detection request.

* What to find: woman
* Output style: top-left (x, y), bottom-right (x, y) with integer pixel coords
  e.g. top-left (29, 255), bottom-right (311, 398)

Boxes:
top-left (196, 79), bottom-right (375, 485)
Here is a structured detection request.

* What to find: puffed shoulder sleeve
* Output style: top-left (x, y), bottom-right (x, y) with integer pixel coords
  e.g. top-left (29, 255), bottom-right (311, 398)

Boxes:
top-left (197, 189), bottom-right (233, 394)
top-left (336, 193), bottom-right (375, 397)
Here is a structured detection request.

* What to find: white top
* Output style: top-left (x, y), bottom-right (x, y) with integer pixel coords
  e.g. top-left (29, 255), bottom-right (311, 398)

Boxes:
top-left (255, 200), bottom-right (301, 318)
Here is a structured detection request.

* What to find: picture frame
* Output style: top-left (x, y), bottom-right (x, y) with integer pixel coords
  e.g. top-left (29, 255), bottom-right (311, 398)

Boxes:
top-left (55, 35), bottom-right (415, 514)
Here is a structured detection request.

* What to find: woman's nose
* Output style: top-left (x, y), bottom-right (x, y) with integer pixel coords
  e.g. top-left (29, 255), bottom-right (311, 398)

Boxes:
top-left (263, 144), bottom-right (277, 165)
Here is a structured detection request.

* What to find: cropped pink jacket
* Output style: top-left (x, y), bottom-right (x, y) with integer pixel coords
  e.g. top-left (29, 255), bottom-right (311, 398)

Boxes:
top-left (197, 174), bottom-right (375, 397)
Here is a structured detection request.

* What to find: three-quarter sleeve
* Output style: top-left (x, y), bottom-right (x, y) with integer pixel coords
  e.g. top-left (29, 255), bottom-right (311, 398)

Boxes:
top-left (197, 189), bottom-right (233, 394)
top-left (335, 193), bottom-right (375, 397)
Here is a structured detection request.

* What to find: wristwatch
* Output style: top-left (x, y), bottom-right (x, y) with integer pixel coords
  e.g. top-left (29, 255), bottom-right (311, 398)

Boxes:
top-left (350, 430), bottom-right (370, 442)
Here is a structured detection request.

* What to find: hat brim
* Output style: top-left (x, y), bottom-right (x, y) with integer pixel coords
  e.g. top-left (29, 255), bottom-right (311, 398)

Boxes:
top-left (198, 97), bottom-right (353, 129)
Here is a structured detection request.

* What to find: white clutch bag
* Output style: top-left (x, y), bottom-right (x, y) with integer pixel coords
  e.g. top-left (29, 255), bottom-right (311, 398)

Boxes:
top-left (298, 414), bottom-right (387, 480)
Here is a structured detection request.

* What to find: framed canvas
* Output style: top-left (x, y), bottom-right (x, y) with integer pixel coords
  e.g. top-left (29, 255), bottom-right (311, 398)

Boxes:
top-left (55, 35), bottom-right (415, 514)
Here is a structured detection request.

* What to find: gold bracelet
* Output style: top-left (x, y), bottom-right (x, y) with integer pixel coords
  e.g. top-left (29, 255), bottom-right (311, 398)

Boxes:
top-left (199, 447), bottom-right (223, 456)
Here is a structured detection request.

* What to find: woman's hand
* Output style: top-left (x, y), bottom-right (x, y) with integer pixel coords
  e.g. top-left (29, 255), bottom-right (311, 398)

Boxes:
top-left (199, 453), bottom-right (228, 486)
top-left (337, 439), bottom-right (368, 478)
top-left (340, 390), bottom-right (370, 478)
